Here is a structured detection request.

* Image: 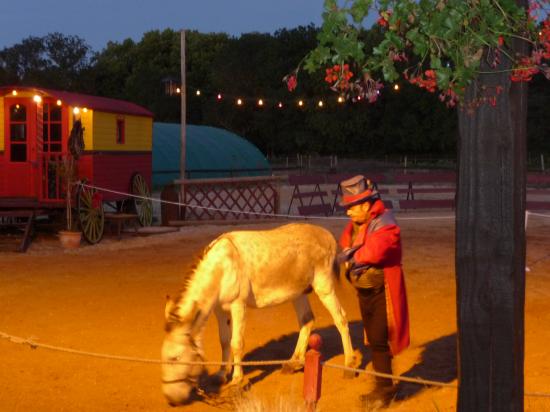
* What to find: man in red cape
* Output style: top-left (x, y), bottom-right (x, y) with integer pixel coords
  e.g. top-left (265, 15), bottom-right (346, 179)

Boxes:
top-left (337, 175), bottom-right (410, 406)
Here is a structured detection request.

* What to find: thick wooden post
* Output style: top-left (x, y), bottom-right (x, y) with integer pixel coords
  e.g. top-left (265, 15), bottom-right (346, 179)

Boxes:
top-left (303, 334), bottom-right (323, 412)
top-left (456, 15), bottom-right (528, 410)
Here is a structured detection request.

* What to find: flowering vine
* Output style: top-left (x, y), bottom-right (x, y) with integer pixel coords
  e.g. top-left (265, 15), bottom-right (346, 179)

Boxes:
top-left (287, 0), bottom-right (549, 108)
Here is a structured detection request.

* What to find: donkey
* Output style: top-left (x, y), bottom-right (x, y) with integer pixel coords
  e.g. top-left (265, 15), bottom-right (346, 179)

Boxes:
top-left (161, 223), bottom-right (354, 405)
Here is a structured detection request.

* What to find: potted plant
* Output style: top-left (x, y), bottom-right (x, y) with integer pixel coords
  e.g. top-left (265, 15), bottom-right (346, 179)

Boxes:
top-left (58, 120), bottom-right (85, 249)
top-left (58, 155), bottom-right (82, 249)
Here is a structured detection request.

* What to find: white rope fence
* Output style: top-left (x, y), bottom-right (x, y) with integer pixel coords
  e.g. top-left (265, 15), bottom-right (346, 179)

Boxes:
top-left (1, 329), bottom-right (550, 397)
top-left (80, 182), bottom-right (550, 224)
top-left (0, 330), bottom-right (287, 367)
top-left (79, 182), bottom-right (456, 222)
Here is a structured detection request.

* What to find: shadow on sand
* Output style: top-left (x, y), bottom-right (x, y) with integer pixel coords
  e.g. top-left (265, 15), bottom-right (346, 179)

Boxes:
top-left (198, 320), bottom-right (366, 399)
top-left (395, 333), bottom-right (457, 400)
top-left (198, 325), bottom-right (457, 407)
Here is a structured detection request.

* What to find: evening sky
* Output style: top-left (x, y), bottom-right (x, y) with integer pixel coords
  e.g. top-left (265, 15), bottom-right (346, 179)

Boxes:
top-left (0, 0), bottom-right (326, 51)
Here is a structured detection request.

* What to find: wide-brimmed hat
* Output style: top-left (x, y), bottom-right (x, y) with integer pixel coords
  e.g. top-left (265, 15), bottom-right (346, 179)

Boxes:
top-left (339, 175), bottom-right (380, 207)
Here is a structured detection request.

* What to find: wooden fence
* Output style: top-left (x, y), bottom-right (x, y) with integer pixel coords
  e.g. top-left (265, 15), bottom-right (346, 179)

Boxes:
top-left (161, 176), bottom-right (285, 225)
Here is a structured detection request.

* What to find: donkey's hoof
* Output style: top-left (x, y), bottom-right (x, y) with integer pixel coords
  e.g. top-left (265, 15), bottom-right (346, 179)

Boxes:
top-left (281, 361), bottom-right (303, 374)
top-left (222, 379), bottom-right (249, 396)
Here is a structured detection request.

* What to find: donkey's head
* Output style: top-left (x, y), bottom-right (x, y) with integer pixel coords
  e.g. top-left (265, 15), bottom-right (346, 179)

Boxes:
top-left (161, 298), bottom-right (205, 405)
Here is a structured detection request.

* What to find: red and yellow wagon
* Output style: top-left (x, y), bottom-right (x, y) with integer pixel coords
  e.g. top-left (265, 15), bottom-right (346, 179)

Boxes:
top-left (0, 86), bottom-right (153, 244)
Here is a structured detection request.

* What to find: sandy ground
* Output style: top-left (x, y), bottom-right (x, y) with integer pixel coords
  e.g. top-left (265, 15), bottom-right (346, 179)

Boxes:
top-left (1, 211), bottom-right (550, 412)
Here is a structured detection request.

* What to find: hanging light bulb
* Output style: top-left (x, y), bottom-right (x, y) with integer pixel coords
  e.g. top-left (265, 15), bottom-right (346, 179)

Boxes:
top-left (33, 95), bottom-right (42, 103)
top-left (11, 90), bottom-right (17, 96)
top-left (337, 96), bottom-right (344, 103)
top-left (237, 98), bottom-right (243, 106)
top-left (196, 90), bottom-right (201, 96)
top-left (217, 93), bottom-right (222, 100)
top-left (258, 99), bottom-right (264, 106)
top-left (393, 84), bottom-right (400, 91)
top-left (298, 100), bottom-right (304, 107)
top-left (176, 87), bottom-right (181, 94)
top-left (56, 99), bottom-right (62, 106)
top-left (317, 100), bottom-right (324, 107)
top-left (82, 107), bottom-right (88, 113)
top-left (277, 102), bottom-right (283, 108)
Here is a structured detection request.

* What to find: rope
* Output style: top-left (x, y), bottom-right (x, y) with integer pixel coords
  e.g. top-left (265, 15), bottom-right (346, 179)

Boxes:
top-left (526, 211), bottom-right (550, 219)
top-left (79, 182), bottom-right (455, 222)
top-left (322, 362), bottom-right (457, 388)
top-left (0, 330), bottom-right (288, 367)
top-left (81, 182), bottom-right (550, 223)
top-left (1, 330), bottom-right (549, 397)
top-left (323, 363), bottom-right (550, 398)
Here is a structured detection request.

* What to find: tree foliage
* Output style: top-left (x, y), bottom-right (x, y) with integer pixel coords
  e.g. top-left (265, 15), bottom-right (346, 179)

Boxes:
top-left (301, 0), bottom-right (549, 107)
top-left (0, 33), bottom-right (94, 90)
top-left (0, 24), bottom-right (547, 157)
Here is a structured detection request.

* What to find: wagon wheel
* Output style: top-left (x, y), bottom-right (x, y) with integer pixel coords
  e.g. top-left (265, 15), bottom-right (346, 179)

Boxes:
top-left (131, 173), bottom-right (153, 226)
top-left (77, 184), bottom-right (105, 244)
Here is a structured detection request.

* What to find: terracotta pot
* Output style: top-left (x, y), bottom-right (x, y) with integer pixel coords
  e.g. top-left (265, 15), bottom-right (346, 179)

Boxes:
top-left (58, 230), bottom-right (82, 249)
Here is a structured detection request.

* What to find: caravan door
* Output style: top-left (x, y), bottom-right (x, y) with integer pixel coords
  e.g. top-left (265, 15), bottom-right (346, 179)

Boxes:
top-left (3, 98), bottom-right (36, 198)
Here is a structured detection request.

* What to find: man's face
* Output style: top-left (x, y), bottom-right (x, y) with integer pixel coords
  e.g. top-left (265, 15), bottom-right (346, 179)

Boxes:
top-left (346, 201), bottom-right (371, 224)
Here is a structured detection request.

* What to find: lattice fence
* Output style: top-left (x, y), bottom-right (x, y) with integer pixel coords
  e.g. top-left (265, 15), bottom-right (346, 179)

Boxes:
top-left (169, 176), bottom-right (284, 222)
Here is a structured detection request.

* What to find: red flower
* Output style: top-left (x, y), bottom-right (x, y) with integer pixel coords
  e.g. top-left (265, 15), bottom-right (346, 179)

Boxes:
top-left (286, 75), bottom-right (297, 92)
top-left (406, 69), bottom-right (438, 93)
top-left (324, 64), bottom-right (354, 89)
top-left (510, 57), bottom-right (539, 82)
top-left (377, 17), bottom-right (388, 27)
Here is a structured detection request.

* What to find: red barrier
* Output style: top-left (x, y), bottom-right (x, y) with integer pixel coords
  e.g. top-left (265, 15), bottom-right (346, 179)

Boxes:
top-left (303, 334), bottom-right (323, 411)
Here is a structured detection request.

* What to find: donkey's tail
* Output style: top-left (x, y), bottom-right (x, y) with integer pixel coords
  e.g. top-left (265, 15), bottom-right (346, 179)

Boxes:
top-left (333, 257), bottom-right (342, 282)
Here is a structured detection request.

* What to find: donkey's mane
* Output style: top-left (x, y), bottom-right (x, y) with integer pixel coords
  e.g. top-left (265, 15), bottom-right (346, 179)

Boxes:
top-left (170, 236), bottom-right (224, 316)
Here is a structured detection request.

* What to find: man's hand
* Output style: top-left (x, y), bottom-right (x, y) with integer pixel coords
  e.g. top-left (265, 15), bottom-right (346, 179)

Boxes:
top-left (336, 246), bottom-right (360, 265)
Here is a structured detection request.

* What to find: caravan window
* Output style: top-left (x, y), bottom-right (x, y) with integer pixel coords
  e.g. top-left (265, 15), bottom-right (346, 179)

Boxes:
top-left (9, 104), bottom-right (27, 162)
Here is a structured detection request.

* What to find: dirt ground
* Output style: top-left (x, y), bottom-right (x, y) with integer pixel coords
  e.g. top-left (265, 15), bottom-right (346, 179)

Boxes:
top-left (1, 212), bottom-right (550, 412)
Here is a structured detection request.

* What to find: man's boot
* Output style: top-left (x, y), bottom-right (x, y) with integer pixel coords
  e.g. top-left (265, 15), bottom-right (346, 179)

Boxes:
top-left (360, 351), bottom-right (396, 409)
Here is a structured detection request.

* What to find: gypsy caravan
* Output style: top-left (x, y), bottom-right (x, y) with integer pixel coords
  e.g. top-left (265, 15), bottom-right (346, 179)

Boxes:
top-left (0, 86), bottom-right (154, 246)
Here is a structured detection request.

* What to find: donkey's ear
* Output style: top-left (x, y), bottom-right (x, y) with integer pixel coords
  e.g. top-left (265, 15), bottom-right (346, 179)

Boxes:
top-left (164, 296), bottom-right (175, 320)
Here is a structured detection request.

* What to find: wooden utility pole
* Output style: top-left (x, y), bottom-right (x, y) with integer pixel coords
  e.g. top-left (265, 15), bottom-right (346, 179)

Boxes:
top-left (180, 29), bottom-right (187, 180)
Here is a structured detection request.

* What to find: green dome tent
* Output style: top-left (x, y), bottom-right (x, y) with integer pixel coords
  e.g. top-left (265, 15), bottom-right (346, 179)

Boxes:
top-left (152, 123), bottom-right (271, 188)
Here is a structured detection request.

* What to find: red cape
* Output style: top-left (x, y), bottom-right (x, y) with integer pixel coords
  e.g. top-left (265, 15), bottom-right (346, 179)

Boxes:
top-left (339, 200), bottom-right (410, 355)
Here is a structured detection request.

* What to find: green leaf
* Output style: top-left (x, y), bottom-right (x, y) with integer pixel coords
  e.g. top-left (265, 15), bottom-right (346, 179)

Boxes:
top-left (435, 68), bottom-right (451, 90)
top-left (431, 56), bottom-right (442, 69)
top-left (350, 0), bottom-right (372, 23)
top-left (304, 46), bottom-right (332, 70)
top-left (382, 61), bottom-right (399, 82)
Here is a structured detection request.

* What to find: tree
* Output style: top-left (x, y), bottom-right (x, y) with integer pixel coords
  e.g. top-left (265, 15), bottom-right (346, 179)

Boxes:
top-left (0, 33), bottom-right (93, 89)
top-left (299, 0), bottom-right (549, 410)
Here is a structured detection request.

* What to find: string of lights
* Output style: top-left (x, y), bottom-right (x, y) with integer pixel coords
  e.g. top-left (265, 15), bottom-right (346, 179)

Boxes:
top-left (163, 81), bottom-right (402, 110)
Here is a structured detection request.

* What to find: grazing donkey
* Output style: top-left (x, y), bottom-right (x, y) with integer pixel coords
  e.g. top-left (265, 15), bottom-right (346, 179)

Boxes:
top-left (161, 223), bottom-right (354, 405)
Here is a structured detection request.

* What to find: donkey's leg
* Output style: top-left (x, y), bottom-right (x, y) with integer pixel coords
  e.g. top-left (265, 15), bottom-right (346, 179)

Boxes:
top-left (282, 294), bottom-right (315, 374)
top-left (214, 305), bottom-right (232, 384)
top-left (312, 280), bottom-right (355, 377)
top-left (228, 302), bottom-right (247, 385)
